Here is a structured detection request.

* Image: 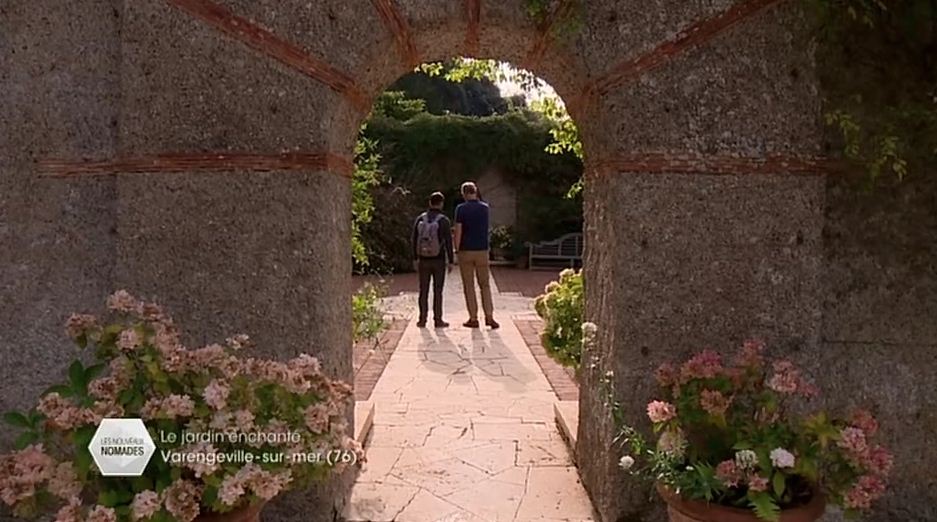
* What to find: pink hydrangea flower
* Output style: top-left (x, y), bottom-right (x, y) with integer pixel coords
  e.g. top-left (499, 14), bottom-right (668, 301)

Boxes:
top-left (131, 490), bottom-right (160, 521)
top-left (203, 379), bottom-right (230, 410)
top-left (47, 462), bottom-right (81, 501)
top-left (87, 505), bottom-right (117, 522)
top-left (646, 401), bottom-right (677, 423)
top-left (715, 460), bottom-right (742, 488)
top-left (117, 329), bottom-right (142, 351)
top-left (736, 339), bottom-right (766, 368)
top-left (107, 290), bottom-right (142, 314)
top-left (0, 444), bottom-right (55, 507)
top-left (699, 390), bottom-right (730, 417)
top-left (162, 480), bottom-right (202, 522)
top-left (767, 360), bottom-right (800, 394)
top-left (65, 313), bottom-right (98, 340)
top-left (748, 475), bottom-right (769, 492)
top-left (865, 445), bottom-right (894, 477)
top-left (838, 427), bottom-right (869, 460)
top-left (850, 410), bottom-right (879, 437)
top-left (657, 429), bottom-right (687, 458)
top-left (88, 377), bottom-right (122, 402)
top-left (218, 473), bottom-right (246, 506)
top-left (654, 363), bottom-right (677, 387)
top-left (680, 350), bottom-right (723, 381)
top-left (304, 403), bottom-right (331, 433)
top-left (141, 395), bottom-right (195, 420)
top-left (844, 474), bottom-right (886, 510)
top-left (53, 499), bottom-right (83, 522)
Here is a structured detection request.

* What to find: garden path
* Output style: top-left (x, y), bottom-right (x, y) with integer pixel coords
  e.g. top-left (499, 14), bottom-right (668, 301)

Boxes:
top-left (344, 273), bottom-right (596, 521)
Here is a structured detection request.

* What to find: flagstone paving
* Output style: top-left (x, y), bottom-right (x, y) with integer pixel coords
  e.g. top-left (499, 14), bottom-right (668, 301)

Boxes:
top-left (344, 274), bottom-right (596, 522)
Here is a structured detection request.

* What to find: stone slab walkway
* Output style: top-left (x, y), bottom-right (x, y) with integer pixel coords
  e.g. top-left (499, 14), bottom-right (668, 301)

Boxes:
top-left (344, 273), bottom-right (596, 522)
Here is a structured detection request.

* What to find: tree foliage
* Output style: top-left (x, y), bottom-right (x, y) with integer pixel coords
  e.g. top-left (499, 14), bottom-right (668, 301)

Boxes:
top-left (354, 90), bottom-right (583, 273)
top-left (810, 0), bottom-right (937, 183)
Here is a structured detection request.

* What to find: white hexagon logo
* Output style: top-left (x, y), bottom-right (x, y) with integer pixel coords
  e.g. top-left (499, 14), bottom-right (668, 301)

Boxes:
top-left (88, 418), bottom-right (156, 476)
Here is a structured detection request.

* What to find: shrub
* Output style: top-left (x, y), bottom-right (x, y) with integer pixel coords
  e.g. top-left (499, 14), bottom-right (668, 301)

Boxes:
top-left (352, 283), bottom-right (386, 345)
top-left (534, 269), bottom-right (583, 368)
top-left (609, 340), bottom-right (893, 521)
top-left (0, 291), bottom-right (361, 521)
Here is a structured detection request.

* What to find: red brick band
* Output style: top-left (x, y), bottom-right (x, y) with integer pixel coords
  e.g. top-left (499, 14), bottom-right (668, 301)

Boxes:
top-left (465, 0), bottom-right (481, 56)
top-left (166, 0), bottom-right (370, 113)
top-left (523, 0), bottom-right (576, 71)
top-left (38, 152), bottom-right (355, 179)
top-left (371, 0), bottom-right (421, 69)
top-left (586, 0), bottom-right (783, 96)
top-left (590, 153), bottom-right (837, 177)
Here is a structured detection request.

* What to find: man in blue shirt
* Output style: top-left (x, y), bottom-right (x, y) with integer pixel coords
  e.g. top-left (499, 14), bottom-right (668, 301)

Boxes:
top-left (453, 181), bottom-right (499, 329)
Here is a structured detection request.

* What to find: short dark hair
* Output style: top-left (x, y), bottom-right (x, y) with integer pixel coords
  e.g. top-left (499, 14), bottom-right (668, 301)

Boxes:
top-left (429, 191), bottom-right (445, 206)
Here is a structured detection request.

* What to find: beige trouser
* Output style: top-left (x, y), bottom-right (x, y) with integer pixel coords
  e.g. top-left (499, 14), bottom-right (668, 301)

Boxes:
top-left (457, 250), bottom-right (494, 321)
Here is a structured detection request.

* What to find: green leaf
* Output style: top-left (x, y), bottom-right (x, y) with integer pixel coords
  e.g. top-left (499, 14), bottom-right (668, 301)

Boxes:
top-left (43, 384), bottom-right (75, 397)
top-left (748, 491), bottom-right (780, 522)
top-left (73, 425), bottom-right (96, 448)
top-left (68, 360), bottom-right (87, 390)
top-left (14, 431), bottom-right (38, 449)
top-left (75, 447), bottom-right (93, 476)
top-left (3, 411), bottom-right (31, 428)
top-left (772, 472), bottom-right (786, 498)
top-left (85, 363), bottom-right (106, 381)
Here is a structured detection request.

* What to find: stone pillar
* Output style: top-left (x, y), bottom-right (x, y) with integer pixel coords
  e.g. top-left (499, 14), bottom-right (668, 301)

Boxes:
top-left (576, 3), bottom-right (826, 520)
top-left (114, 3), bottom-right (355, 520)
top-left (0, 0), bottom-right (121, 447)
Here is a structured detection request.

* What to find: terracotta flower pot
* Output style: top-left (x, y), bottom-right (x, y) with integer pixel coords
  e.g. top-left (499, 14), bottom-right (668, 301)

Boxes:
top-left (657, 484), bottom-right (825, 522)
top-left (196, 502), bottom-right (265, 522)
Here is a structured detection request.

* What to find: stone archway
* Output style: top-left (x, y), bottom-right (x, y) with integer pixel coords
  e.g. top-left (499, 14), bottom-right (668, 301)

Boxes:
top-left (11, 1), bottom-right (932, 522)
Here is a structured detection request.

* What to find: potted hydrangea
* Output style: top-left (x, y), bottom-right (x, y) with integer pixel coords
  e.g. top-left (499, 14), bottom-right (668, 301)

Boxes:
top-left (0, 291), bottom-right (362, 522)
top-left (608, 340), bottom-right (892, 522)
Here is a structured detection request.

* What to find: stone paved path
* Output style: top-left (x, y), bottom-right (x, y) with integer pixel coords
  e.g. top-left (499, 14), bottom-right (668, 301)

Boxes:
top-left (344, 273), bottom-right (596, 522)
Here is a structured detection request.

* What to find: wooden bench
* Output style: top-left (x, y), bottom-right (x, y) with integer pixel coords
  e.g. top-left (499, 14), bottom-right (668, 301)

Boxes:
top-left (527, 233), bottom-right (583, 270)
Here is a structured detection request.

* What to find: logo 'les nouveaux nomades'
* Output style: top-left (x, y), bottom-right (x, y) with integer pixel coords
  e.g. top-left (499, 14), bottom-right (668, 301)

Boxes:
top-left (88, 418), bottom-right (155, 476)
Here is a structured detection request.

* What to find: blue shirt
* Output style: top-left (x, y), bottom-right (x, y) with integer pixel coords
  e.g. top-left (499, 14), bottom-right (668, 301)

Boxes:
top-left (454, 200), bottom-right (490, 251)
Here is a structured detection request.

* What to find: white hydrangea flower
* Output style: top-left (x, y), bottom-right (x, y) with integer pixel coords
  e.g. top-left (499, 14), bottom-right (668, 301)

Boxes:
top-left (735, 449), bottom-right (758, 470)
top-left (618, 455), bottom-right (635, 471)
top-left (770, 448), bottom-right (796, 469)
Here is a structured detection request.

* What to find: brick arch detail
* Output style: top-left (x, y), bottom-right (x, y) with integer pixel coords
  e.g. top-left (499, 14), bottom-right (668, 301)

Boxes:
top-left (36, 0), bottom-right (830, 181)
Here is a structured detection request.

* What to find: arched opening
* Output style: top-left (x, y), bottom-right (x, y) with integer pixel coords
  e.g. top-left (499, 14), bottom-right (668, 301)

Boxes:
top-left (344, 57), bottom-right (594, 520)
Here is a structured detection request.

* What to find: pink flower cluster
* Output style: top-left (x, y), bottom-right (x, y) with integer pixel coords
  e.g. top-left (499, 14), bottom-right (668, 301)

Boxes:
top-left (646, 401), bottom-right (676, 423)
top-left (838, 422), bottom-right (893, 477)
top-left (218, 464), bottom-right (292, 507)
top-left (766, 360), bottom-right (818, 396)
top-left (680, 350), bottom-right (723, 382)
top-left (699, 389), bottom-right (731, 417)
top-left (715, 456), bottom-right (771, 492)
top-left (0, 445), bottom-right (54, 507)
top-left (163, 480), bottom-right (202, 522)
top-left (140, 394), bottom-right (195, 420)
top-left (844, 474), bottom-right (887, 510)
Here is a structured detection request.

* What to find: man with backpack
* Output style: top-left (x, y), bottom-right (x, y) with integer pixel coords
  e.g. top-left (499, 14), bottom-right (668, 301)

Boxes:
top-left (411, 191), bottom-right (455, 328)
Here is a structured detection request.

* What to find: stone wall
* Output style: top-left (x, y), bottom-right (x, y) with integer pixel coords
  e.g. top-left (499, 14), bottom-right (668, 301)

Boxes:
top-left (816, 172), bottom-right (937, 521)
top-left (0, 0), bottom-right (121, 447)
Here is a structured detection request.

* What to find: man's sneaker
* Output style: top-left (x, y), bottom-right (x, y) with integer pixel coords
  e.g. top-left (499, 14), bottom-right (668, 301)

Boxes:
top-left (463, 319), bottom-right (480, 328)
top-left (434, 320), bottom-right (449, 328)
top-left (417, 320), bottom-right (427, 328)
top-left (485, 318), bottom-right (500, 329)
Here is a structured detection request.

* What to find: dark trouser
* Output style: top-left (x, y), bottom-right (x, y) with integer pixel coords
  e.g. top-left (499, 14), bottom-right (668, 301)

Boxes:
top-left (417, 257), bottom-right (446, 322)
